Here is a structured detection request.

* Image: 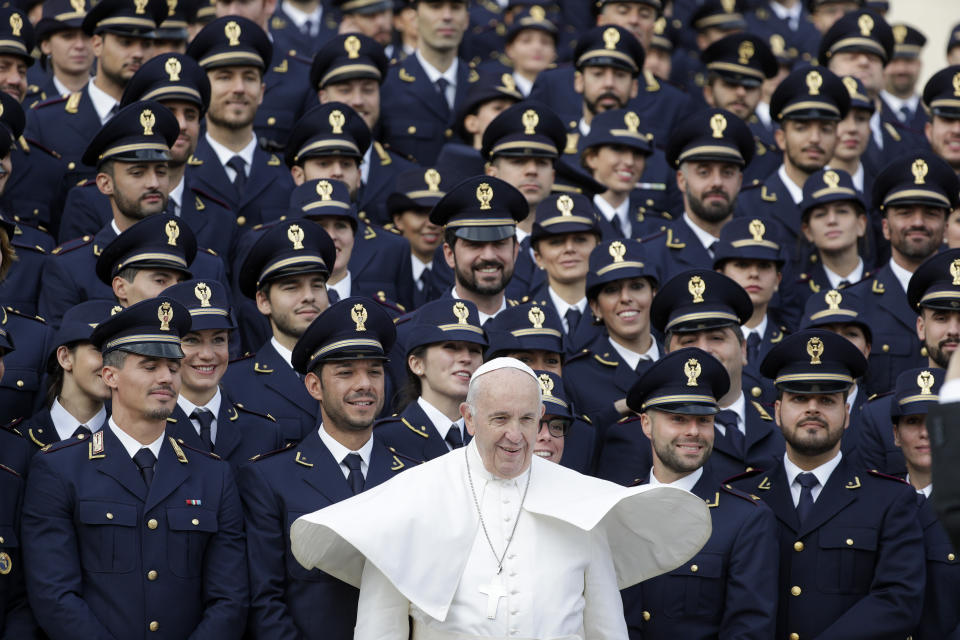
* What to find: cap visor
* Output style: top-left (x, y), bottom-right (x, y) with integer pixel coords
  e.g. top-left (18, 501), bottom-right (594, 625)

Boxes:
top-left (454, 225), bottom-right (517, 242)
top-left (776, 381), bottom-right (852, 394)
top-left (118, 342), bottom-right (184, 359)
top-left (650, 404), bottom-right (720, 416)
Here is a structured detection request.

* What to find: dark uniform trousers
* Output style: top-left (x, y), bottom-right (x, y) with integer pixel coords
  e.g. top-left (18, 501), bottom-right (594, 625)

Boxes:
top-left (622, 471), bottom-right (779, 639)
top-left (238, 429), bottom-right (406, 640)
top-left (221, 340), bottom-right (319, 445)
top-left (21, 426), bottom-right (248, 639)
top-left (597, 393), bottom-right (784, 486)
top-left (166, 391), bottom-right (282, 475)
top-left (733, 458), bottom-right (926, 640)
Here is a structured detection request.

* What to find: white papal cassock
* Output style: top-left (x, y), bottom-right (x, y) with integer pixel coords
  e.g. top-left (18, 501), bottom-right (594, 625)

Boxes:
top-left (291, 441), bottom-right (711, 640)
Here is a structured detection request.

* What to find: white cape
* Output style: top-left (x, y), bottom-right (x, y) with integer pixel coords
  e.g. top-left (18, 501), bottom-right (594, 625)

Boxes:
top-left (291, 444), bottom-right (711, 622)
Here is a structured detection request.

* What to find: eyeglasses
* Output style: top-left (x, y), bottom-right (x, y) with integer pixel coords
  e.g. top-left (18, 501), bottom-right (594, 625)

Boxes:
top-left (539, 417), bottom-right (572, 438)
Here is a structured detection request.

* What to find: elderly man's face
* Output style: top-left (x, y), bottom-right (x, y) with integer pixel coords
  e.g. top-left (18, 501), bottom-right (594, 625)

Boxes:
top-left (463, 368), bottom-right (544, 479)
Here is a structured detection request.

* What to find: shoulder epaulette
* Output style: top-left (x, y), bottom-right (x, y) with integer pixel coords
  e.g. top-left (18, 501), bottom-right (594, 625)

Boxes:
top-left (23, 136), bottom-right (60, 158)
top-left (398, 67), bottom-right (415, 82)
top-left (373, 141), bottom-right (392, 166)
top-left (387, 446), bottom-right (424, 466)
top-left (579, 414), bottom-right (592, 425)
top-left (288, 50), bottom-right (312, 65)
top-left (270, 15), bottom-right (286, 29)
top-left (249, 441), bottom-right (296, 462)
top-left (740, 178), bottom-right (763, 191)
top-left (1, 417), bottom-right (23, 437)
top-left (867, 469), bottom-right (909, 484)
top-left (393, 310), bottom-right (417, 326)
top-left (750, 400), bottom-right (773, 421)
top-left (33, 93), bottom-right (69, 109)
top-left (373, 291), bottom-right (405, 313)
top-left (174, 438), bottom-right (222, 460)
top-left (5, 306), bottom-right (46, 324)
top-left (63, 91), bottom-right (82, 113)
top-left (616, 414), bottom-right (643, 424)
top-left (643, 69), bottom-right (660, 92)
top-left (720, 483), bottom-right (763, 504)
top-left (0, 462), bottom-right (19, 478)
top-left (232, 402), bottom-right (277, 423)
top-left (228, 351), bottom-right (254, 364)
top-left (201, 247), bottom-right (218, 256)
top-left (722, 467), bottom-right (766, 484)
top-left (51, 234), bottom-right (94, 256)
top-left (664, 228), bottom-right (686, 249)
top-left (866, 389), bottom-right (895, 403)
top-left (638, 229), bottom-right (666, 244)
top-left (187, 154), bottom-right (203, 166)
top-left (563, 349), bottom-right (590, 365)
top-left (10, 241), bottom-right (45, 254)
top-left (871, 279), bottom-right (885, 294)
top-left (592, 352), bottom-right (619, 367)
top-left (41, 435), bottom-right (88, 454)
top-left (883, 122), bottom-right (902, 142)
top-left (189, 186), bottom-right (231, 210)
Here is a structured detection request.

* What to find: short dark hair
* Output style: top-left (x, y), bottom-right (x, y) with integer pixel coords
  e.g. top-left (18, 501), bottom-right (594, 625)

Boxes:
top-left (664, 324), bottom-right (744, 350)
top-left (101, 349), bottom-right (129, 370)
top-left (776, 387), bottom-right (850, 402)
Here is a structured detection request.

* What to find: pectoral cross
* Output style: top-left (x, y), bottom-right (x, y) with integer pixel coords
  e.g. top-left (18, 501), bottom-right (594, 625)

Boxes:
top-left (478, 575), bottom-right (508, 620)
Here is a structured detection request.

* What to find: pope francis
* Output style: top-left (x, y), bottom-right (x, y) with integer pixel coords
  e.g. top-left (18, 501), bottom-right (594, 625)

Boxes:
top-left (291, 358), bottom-right (712, 639)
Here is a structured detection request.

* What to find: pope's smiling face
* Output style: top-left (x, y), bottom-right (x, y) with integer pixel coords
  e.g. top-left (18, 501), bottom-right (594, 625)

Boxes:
top-left (463, 368), bottom-right (544, 479)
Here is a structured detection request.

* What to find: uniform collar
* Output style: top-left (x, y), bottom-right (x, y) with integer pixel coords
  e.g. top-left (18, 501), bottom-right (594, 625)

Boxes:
top-left (888, 257), bottom-right (914, 292)
top-left (411, 254), bottom-right (430, 283)
top-left (683, 212), bottom-right (720, 251)
top-left (108, 416), bottom-right (165, 460)
top-left (50, 399), bottom-right (107, 442)
top-left (880, 90), bottom-right (920, 116)
top-left (648, 465), bottom-right (703, 493)
top-left (270, 336), bottom-right (295, 369)
top-left (607, 334), bottom-right (659, 370)
top-left (417, 396), bottom-right (462, 440)
top-left (716, 392), bottom-right (746, 436)
top-left (512, 71), bottom-right (533, 97)
top-left (777, 164), bottom-right (805, 204)
top-left (547, 286), bottom-right (587, 321)
top-left (280, 1), bottom-right (322, 29)
top-left (415, 49), bottom-right (458, 89)
top-left (88, 77), bottom-right (119, 125)
top-left (176, 387), bottom-right (223, 423)
top-left (318, 422), bottom-right (373, 468)
top-left (168, 175), bottom-right (185, 211)
top-left (783, 449), bottom-right (843, 490)
top-left (329, 270), bottom-right (352, 301)
top-left (742, 314), bottom-right (768, 341)
top-left (593, 193), bottom-right (630, 233)
top-left (205, 130), bottom-right (257, 174)
top-left (360, 145), bottom-right (371, 186)
top-left (823, 257), bottom-right (864, 289)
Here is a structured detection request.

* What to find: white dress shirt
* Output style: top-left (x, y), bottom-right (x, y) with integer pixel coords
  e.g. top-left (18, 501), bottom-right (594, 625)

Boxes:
top-left (512, 72), bottom-right (533, 97)
top-left (904, 476), bottom-right (932, 498)
top-left (318, 423), bottom-right (373, 480)
top-left (281, 1), bottom-right (322, 35)
top-left (755, 101), bottom-right (772, 129)
top-left (769, 0), bottom-right (802, 30)
top-left (880, 91), bottom-right (920, 122)
top-left (417, 396), bottom-right (463, 448)
top-left (888, 258), bottom-right (914, 293)
top-left (87, 78), bottom-right (119, 125)
top-left (329, 270), bottom-right (352, 301)
top-left (741, 314), bottom-right (768, 345)
top-left (177, 388), bottom-right (223, 445)
top-left (168, 176), bottom-right (185, 217)
top-left (360, 145), bottom-right (372, 186)
top-left (52, 75), bottom-right (72, 98)
top-left (547, 287), bottom-right (587, 333)
top-left (594, 194), bottom-right (631, 238)
top-left (783, 451), bottom-right (843, 506)
top-left (451, 286), bottom-right (506, 324)
top-left (683, 213), bottom-right (720, 254)
top-left (869, 110), bottom-right (884, 150)
top-left (415, 49), bottom-right (457, 110)
top-left (412, 255), bottom-right (431, 291)
top-left (648, 466), bottom-right (703, 493)
top-left (823, 258), bottom-right (864, 289)
top-left (205, 131), bottom-right (257, 182)
top-left (50, 400), bottom-right (107, 443)
top-left (108, 417), bottom-right (164, 460)
top-left (607, 335), bottom-right (660, 370)
top-left (777, 164), bottom-right (805, 204)
top-left (271, 337), bottom-right (295, 369)
top-left (716, 393), bottom-right (747, 437)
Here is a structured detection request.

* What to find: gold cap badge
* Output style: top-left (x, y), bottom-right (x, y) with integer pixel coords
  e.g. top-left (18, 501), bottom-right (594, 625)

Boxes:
top-left (476, 182), bottom-right (493, 210)
top-left (224, 20), bottom-right (241, 46)
top-left (842, 75), bottom-right (858, 98)
top-left (344, 35), bottom-right (361, 59)
top-left (528, 306), bottom-right (545, 329)
top-left (424, 168), bottom-right (441, 192)
top-left (140, 109), bottom-right (156, 136)
top-left (917, 370), bottom-right (934, 394)
top-left (807, 336), bottom-right (824, 365)
top-left (689, 275), bottom-right (705, 303)
top-left (453, 301), bottom-right (469, 325)
top-left (806, 70), bottom-right (822, 96)
top-left (316, 180), bottom-right (333, 201)
top-left (158, 302), bottom-right (173, 331)
top-left (288, 224), bottom-right (305, 250)
top-left (624, 111), bottom-right (640, 134)
top-left (953, 72), bottom-right (960, 98)
top-left (328, 109), bottom-right (345, 134)
top-left (602, 27), bottom-right (620, 50)
top-left (823, 170), bottom-right (840, 189)
top-left (951, 259), bottom-right (960, 286)
top-left (893, 24), bottom-right (907, 44)
top-left (749, 219), bottom-right (765, 242)
top-left (684, 358), bottom-right (702, 386)
top-left (194, 282), bottom-right (212, 307)
top-left (9, 13), bottom-right (22, 36)
top-left (858, 13), bottom-right (874, 37)
top-left (710, 113), bottom-right (727, 139)
top-left (825, 289), bottom-right (842, 310)
top-left (912, 158), bottom-right (928, 185)
top-left (737, 40), bottom-right (755, 65)
top-left (351, 303), bottom-right (368, 331)
top-left (538, 372), bottom-right (554, 395)
top-left (164, 220), bottom-right (179, 246)
top-left (609, 240), bottom-right (626, 263)
top-left (556, 194), bottom-right (574, 216)
top-left (522, 109), bottom-right (539, 135)
top-left (165, 57), bottom-right (181, 82)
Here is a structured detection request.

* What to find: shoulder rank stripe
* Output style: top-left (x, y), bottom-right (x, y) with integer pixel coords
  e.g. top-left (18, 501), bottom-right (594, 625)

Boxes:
top-left (295, 451), bottom-right (313, 467)
top-left (401, 417), bottom-right (429, 438)
top-left (169, 437), bottom-right (189, 463)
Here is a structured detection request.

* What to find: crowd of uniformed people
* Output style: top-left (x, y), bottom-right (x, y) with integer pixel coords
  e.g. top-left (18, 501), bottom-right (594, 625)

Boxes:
top-left (0, 0), bottom-right (959, 637)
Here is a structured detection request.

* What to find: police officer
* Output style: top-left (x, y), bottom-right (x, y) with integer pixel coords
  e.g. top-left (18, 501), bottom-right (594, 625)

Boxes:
top-left (40, 101), bottom-right (228, 327)
top-left (21, 300), bottom-right (115, 448)
top-left (223, 218), bottom-right (336, 443)
top-left (268, 0), bottom-right (336, 59)
top-left (656, 106), bottom-right (755, 280)
top-left (22, 296), bottom-right (249, 638)
top-left (828, 76), bottom-right (879, 209)
top-left (484, 301), bottom-right (565, 373)
top-left (163, 278), bottom-right (281, 473)
top-left (922, 65), bottom-right (960, 175)
top-left (848, 151), bottom-right (959, 396)
top-left (148, 0), bottom-right (190, 54)
top-left (737, 65), bottom-right (851, 266)
top-left (334, 0), bottom-right (394, 49)
top-left (673, 0), bottom-right (747, 101)
top-left (375, 298), bottom-right (485, 461)
top-left (311, 33), bottom-right (419, 227)
top-left (746, 0), bottom-right (821, 61)
top-left (29, 0), bottom-right (93, 103)
top-left (59, 52), bottom-right (239, 260)
top-left (732, 329), bottom-right (925, 640)
top-left (185, 15), bottom-right (296, 226)
top-left (239, 296), bottom-right (406, 640)
top-left (880, 24), bottom-right (929, 134)
top-left (620, 347), bottom-right (779, 638)
top-left (284, 102), bottom-right (416, 311)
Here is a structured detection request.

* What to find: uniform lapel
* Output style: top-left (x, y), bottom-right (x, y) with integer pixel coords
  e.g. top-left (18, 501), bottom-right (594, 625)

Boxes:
top-left (875, 265), bottom-right (917, 331)
top-left (94, 425), bottom-right (148, 503)
top-left (403, 402), bottom-right (450, 460)
top-left (759, 463), bottom-right (801, 533)
top-left (366, 437), bottom-right (401, 488)
top-left (239, 147), bottom-right (280, 209)
top-left (27, 409), bottom-right (58, 446)
top-left (404, 57), bottom-right (451, 121)
top-left (797, 457), bottom-right (859, 537)
top-left (259, 342), bottom-right (319, 415)
top-left (167, 406), bottom-right (205, 451)
top-left (299, 430), bottom-right (354, 504)
top-left (347, 223), bottom-right (377, 277)
top-left (187, 137), bottom-right (235, 206)
top-left (213, 401), bottom-right (243, 461)
top-left (145, 435), bottom-right (190, 513)
top-left (179, 180), bottom-right (209, 238)
top-left (763, 174), bottom-right (802, 242)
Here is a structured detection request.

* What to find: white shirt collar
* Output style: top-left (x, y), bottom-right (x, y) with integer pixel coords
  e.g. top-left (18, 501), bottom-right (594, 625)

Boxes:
top-left (417, 396), bottom-right (462, 442)
top-left (50, 399), bottom-right (107, 443)
top-left (512, 72), bottom-right (533, 97)
top-left (52, 75), bottom-right (72, 98)
top-left (547, 287), bottom-right (587, 332)
top-left (607, 335), bottom-right (659, 370)
top-left (318, 423), bottom-right (373, 477)
top-left (87, 78), bottom-right (119, 125)
top-left (451, 285), bottom-right (506, 324)
top-left (111, 219), bottom-right (122, 236)
top-left (904, 477), bottom-right (932, 498)
top-left (578, 117), bottom-right (590, 136)
top-left (846, 383), bottom-right (859, 413)
top-left (777, 164), bottom-right (805, 204)
top-left (168, 176), bottom-right (185, 213)
top-left (361, 145), bottom-right (372, 186)
top-left (176, 387), bottom-right (223, 440)
top-left (880, 90), bottom-right (920, 117)
top-left (850, 162), bottom-right (865, 192)
top-left (888, 257), bottom-right (914, 292)
top-left (329, 270), bottom-right (352, 301)
top-left (741, 314), bottom-right (768, 342)
top-left (411, 255), bottom-right (430, 286)
top-left (205, 131), bottom-right (257, 179)
top-left (593, 194), bottom-right (630, 236)
top-left (683, 212), bottom-right (720, 252)
top-left (755, 101), bottom-right (772, 128)
top-left (515, 227), bottom-right (530, 245)
top-left (415, 49), bottom-right (458, 88)
top-left (649, 466), bottom-right (703, 493)
top-left (715, 392), bottom-right (747, 436)
top-left (869, 110), bottom-right (884, 150)
top-left (108, 417), bottom-right (165, 460)
top-left (783, 450), bottom-right (843, 504)
top-left (280, 1), bottom-right (322, 29)
top-left (769, 0), bottom-right (802, 25)
top-left (270, 336), bottom-right (295, 369)
top-left (823, 257), bottom-right (864, 289)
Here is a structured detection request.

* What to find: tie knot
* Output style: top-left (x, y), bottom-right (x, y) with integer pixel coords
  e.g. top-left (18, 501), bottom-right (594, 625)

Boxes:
top-left (192, 408), bottom-right (214, 424)
top-left (715, 409), bottom-right (738, 428)
top-left (72, 425), bottom-right (92, 439)
top-left (435, 77), bottom-right (450, 92)
top-left (133, 447), bottom-right (156, 472)
top-left (446, 424), bottom-right (464, 448)
top-left (227, 155), bottom-right (246, 173)
top-left (343, 452), bottom-right (363, 471)
top-left (796, 472), bottom-right (819, 490)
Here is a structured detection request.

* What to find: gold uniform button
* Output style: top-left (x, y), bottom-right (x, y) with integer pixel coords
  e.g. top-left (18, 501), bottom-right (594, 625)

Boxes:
top-left (791, 586), bottom-right (802, 597)
top-left (149, 621), bottom-right (159, 632)
top-left (882, 344), bottom-right (890, 352)
top-left (690, 564), bottom-right (698, 573)
top-left (192, 518), bottom-right (200, 526)
top-left (267, 116), bottom-right (276, 126)
top-left (15, 380), bottom-right (23, 388)
top-left (67, 162), bottom-right (75, 170)
top-left (949, 553), bottom-right (956, 561)
top-left (846, 538), bottom-right (854, 546)
top-left (105, 512), bottom-right (113, 520)
top-left (642, 611), bottom-right (650, 621)
top-left (794, 541), bottom-right (804, 552)
top-left (147, 570), bottom-right (158, 581)
top-left (407, 125), bottom-right (416, 134)
top-left (0, 536), bottom-right (5, 543)
top-left (236, 216), bottom-right (246, 226)
top-left (790, 634), bottom-right (800, 640)
top-left (444, 128), bottom-right (453, 138)
top-left (147, 519), bottom-right (158, 530)
top-left (751, 386), bottom-right (762, 398)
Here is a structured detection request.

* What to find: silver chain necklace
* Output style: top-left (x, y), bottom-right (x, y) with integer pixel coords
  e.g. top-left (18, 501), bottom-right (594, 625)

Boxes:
top-left (464, 447), bottom-right (532, 575)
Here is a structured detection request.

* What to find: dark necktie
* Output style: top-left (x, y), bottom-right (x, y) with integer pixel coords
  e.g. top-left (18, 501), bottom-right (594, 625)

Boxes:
top-left (434, 77), bottom-right (451, 112)
top-left (301, 18), bottom-right (313, 36)
top-left (917, 491), bottom-right (926, 506)
top-left (838, 280), bottom-right (851, 289)
top-left (445, 424), bottom-right (464, 450)
top-left (618, 215), bottom-right (630, 239)
top-left (795, 472), bottom-right (819, 524)
top-left (716, 409), bottom-right (744, 457)
top-left (106, 103), bottom-right (119, 122)
top-left (227, 155), bottom-right (247, 196)
top-left (343, 453), bottom-right (364, 495)
top-left (708, 240), bottom-right (720, 258)
top-left (564, 308), bottom-right (582, 335)
top-left (192, 409), bottom-right (215, 452)
top-left (899, 105), bottom-right (911, 123)
top-left (167, 197), bottom-right (179, 218)
top-left (746, 332), bottom-right (762, 366)
top-left (134, 448), bottom-right (157, 490)
top-left (72, 425), bottom-right (91, 439)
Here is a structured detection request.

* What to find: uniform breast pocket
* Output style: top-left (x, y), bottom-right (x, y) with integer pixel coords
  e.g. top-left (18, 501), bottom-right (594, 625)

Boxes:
top-left (0, 369), bottom-right (38, 394)
top-left (389, 120), bottom-right (438, 158)
top-left (817, 527), bottom-right (877, 594)
top-left (662, 552), bottom-right (725, 619)
top-left (285, 511), bottom-right (325, 581)
top-left (76, 501), bottom-right (138, 573)
top-left (167, 507), bottom-right (218, 579)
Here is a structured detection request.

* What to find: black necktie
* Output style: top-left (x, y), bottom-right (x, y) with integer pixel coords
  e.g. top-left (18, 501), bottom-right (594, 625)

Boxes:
top-left (343, 453), bottom-right (364, 495)
top-left (746, 332), bottom-right (762, 365)
top-left (899, 105), bottom-right (911, 123)
top-left (106, 103), bottom-right (119, 122)
top-left (564, 308), bottom-right (582, 335)
top-left (192, 409), bottom-right (215, 452)
top-left (917, 491), bottom-right (926, 506)
top-left (795, 472), bottom-right (819, 524)
top-left (435, 77), bottom-right (451, 112)
top-left (445, 424), bottom-right (464, 449)
top-left (838, 280), bottom-right (851, 289)
top-left (72, 425), bottom-right (91, 439)
top-left (227, 155), bottom-right (247, 196)
top-left (301, 18), bottom-right (314, 36)
top-left (618, 215), bottom-right (630, 239)
top-left (134, 448), bottom-right (156, 490)
top-left (708, 240), bottom-right (719, 258)
top-left (716, 409), bottom-right (744, 457)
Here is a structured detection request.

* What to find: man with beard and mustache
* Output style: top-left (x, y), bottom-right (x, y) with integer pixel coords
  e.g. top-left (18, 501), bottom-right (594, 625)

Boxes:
top-left (653, 107), bottom-right (755, 281)
top-left (737, 66), bottom-right (850, 269)
top-left (21, 297), bottom-right (249, 640)
top-left (39, 101), bottom-right (230, 328)
top-left (922, 66), bottom-right (960, 176)
top-left (224, 219), bottom-right (337, 443)
top-left (847, 152), bottom-right (959, 398)
top-left (58, 53), bottom-right (239, 259)
top-left (879, 25), bottom-right (929, 136)
top-left (238, 296), bottom-right (407, 640)
top-left (732, 329), bottom-right (925, 640)
top-left (185, 15), bottom-right (295, 227)
top-left (856, 249), bottom-right (960, 477)
top-left (26, 0), bottom-right (166, 193)
top-left (618, 348), bottom-right (779, 639)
